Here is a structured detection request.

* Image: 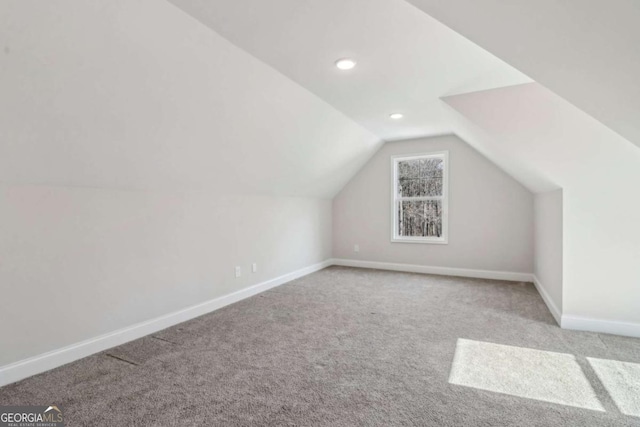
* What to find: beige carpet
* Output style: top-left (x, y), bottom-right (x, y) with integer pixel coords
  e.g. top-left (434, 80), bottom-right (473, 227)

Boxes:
top-left (1, 266), bottom-right (639, 426)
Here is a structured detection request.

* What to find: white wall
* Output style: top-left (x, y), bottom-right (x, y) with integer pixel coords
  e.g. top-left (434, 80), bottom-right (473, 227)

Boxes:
top-left (0, 185), bottom-right (331, 367)
top-left (333, 135), bottom-right (534, 274)
top-left (0, 0), bottom-right (376, 369)
top-left (445, 83), bottom-right (640, 334)
top-left (534, 190), bottom-right (563, 319)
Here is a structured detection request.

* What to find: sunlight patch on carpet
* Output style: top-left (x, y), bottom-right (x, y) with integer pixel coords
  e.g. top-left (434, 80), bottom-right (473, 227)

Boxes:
top-left (588, 357), bottom-right (640, 417)
top-left (449, 338), bottom-right (604, 411)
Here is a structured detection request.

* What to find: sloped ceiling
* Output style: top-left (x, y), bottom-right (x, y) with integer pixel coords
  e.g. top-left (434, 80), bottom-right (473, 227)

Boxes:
top-left (443, 82), bottom-right (640, 323)
top-left (405, 0), bottom-right (640, 149)
top-left (443, 83), bottom-right (640, 193)
top-left (165, 0), bottom-right (640, 198)
top-left (0, 0), bottom-right (381, 198)
top-left (440, 100), bottom-right (558, 193)
top-left (4, 0), bottom-right (637, 201)
top-left (167, 0), bottom-right (531, 141)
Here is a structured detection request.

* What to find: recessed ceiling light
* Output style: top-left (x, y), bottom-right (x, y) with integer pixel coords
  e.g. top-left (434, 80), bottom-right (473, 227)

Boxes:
top-left (335, 58), bottom-right (357, 70)
top-left (389, 113), bottom-right (404, 120)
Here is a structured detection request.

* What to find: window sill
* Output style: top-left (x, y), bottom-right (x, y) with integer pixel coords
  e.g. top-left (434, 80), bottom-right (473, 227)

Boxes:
top-left (391, 237), bottom-right (448, 245)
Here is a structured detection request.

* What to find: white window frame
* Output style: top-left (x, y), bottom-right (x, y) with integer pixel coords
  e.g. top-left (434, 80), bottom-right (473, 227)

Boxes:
top-left (390, 151), bottom-right (449, 244)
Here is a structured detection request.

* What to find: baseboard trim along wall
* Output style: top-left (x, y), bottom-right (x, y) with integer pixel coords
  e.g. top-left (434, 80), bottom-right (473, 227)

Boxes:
top-left (532, 275), bottom-right (562, 325)
top-left (4, 258), bottom-right (640, 387)
top-left (0, 259), bottom-right (333, 388)
top-left (331, 258), bottom-right (534, 283)
top-left (562, 315), bottom-right (640, 339)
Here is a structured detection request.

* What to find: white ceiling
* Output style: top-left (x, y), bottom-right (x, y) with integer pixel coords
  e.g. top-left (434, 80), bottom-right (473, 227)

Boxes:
top-left (0, 0), bottom-right (381, 197)
top-left (167, 0), bottom-right (531, 142)
top-left (406, 0), bottom-right (640, 149)
top-left (7, 0), bottom-right (636, 200)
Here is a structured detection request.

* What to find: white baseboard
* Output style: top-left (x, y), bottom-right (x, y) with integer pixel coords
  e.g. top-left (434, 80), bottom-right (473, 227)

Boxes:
top-left (0, 259), bottom-right (332, 387)
top-left (5, 257), bottom-right (638, 387)
top-left (532, 275), bottom-right (562, 325)
top-left (561, 315), bottom-right (640, 339)
top-left (331, 258), bottom-right (533, 283)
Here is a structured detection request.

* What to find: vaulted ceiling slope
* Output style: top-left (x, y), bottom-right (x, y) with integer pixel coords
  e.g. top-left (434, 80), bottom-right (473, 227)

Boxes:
top-left (168, 0), bottom-right (531, 142)
top-left (0, 0), bottom-right (381, 198)
top-left (406, 0), bottom-right (640, 149)
top-left (443, 82), bottom-right (640, 324)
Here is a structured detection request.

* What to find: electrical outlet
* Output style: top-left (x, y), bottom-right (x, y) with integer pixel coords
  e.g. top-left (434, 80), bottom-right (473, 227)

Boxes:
top-left (252, 263), bottom-right (257, 273)
top-left (354, 244), bottom-right (360, 253)
top-left (235, 266), bottom-right (241, 278)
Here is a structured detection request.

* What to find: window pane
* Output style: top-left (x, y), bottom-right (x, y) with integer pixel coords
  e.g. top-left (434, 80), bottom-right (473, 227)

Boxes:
top-left (397, 158), bottom-right (443, 197)
top-left (397, 200), bottom-right (443, 238)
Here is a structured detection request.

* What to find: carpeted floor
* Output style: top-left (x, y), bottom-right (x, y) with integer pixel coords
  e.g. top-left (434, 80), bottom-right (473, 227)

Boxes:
top-left (1, 266), bottom-right (639, 426)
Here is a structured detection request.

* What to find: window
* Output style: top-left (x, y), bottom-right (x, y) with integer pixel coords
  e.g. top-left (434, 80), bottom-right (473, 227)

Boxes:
top-left (391, 151), bottom-right (448, 243)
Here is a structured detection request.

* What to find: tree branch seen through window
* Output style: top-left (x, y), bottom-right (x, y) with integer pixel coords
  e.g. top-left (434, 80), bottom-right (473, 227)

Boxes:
top-left (392, 152), bottom-right (448, 243)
